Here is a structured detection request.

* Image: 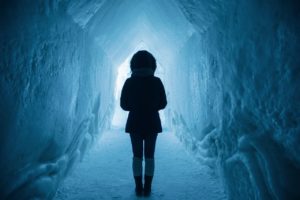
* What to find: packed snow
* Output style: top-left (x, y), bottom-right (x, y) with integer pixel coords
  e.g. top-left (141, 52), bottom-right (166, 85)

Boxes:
top-left (55, 130), bottom-right (226, 200)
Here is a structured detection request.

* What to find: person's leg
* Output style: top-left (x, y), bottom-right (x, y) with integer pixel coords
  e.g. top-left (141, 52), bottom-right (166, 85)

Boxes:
top-left (130, 133), bottom-right (144, 196)
top-left (144, 133), bottom-right (157, 173)
top-left (143, 133), bottom-right (158, 196)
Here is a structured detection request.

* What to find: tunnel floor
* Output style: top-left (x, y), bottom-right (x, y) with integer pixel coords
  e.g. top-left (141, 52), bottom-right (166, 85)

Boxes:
top-left (54, 130), bottom-right (226, 200)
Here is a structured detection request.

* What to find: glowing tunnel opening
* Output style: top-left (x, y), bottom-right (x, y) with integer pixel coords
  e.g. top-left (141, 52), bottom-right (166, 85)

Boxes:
top-left (111, 56), bottom-right (130, 128)
top-left (111, 41), bottom-right (167, 129)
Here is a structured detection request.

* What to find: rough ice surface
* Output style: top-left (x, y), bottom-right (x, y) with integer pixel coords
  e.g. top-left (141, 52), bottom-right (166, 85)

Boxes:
top-left (1, 0), bottom-right (300, 199)
top-left (173, 1), bottom-right (300, 199)
top-left (0, 1), bottom-right (114, 199)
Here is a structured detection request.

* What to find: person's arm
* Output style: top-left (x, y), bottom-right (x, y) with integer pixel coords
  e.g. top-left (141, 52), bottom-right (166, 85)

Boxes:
top-left (120, 79), bottom-right (131, 111)
top-left (157, 79), bottom-right (167, 110)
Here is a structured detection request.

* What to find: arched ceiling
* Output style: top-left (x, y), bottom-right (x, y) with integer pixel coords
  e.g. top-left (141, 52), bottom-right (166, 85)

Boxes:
top-left (65, 0), bottom-right (196, 67)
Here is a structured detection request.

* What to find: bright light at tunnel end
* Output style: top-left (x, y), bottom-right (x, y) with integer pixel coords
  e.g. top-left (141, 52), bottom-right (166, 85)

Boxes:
top-left (111, 43), bottom-right (166, 129)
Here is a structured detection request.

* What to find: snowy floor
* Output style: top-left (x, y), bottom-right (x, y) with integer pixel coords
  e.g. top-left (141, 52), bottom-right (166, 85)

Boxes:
top-left (55, 130), bottom-right (226, 200)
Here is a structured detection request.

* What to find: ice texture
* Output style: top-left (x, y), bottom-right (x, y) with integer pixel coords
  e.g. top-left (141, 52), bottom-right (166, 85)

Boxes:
top-left (173, 0), bottom-right (300, 199)
top-left (55, 130), bottom-right (226, 200)
top-left (0, 1), bottom-right (114, 199)
top-left (1, 0), bottom-right (300, 199)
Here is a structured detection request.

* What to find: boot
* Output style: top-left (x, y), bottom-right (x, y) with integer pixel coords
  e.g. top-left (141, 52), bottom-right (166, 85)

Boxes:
top-left (144, 158), bottom-right (154, 196)
top-left (144, 175), bottom-right (153, 196)
top-left (134, 176), bottom-right (143, 196)
top-left (132, 157), bottom-right (143, 196)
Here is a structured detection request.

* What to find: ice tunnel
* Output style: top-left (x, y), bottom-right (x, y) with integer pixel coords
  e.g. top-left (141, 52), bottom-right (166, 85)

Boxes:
top-left (1, 0), bottom-right (300, 199)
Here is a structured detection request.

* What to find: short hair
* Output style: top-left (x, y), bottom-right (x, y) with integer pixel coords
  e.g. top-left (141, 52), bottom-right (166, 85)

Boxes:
top-left (130, 50), bottom-right (157, 71)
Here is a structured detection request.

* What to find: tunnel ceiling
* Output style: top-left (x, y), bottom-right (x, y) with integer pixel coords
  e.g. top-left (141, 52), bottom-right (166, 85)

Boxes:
top-left (65, 0), bottom-right (196, 67)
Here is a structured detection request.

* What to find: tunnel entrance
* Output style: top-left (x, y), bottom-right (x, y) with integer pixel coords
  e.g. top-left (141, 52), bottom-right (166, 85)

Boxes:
top-left (111, 56), bottom-right (130, 128)
top-left (103, 0), bottom-right (195, 131)
top-left (110, 44), bottom-right (168, 129)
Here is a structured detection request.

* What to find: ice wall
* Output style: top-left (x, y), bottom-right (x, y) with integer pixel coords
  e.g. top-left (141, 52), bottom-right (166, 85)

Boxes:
top-left (0, 1), bottom-right (114, 199)
top-left (1, 0), bottom-right (300, 199)
top-left (171, 0), bottom-right (300, 199)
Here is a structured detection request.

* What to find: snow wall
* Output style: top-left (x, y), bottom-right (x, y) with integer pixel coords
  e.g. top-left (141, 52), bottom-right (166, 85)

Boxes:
top-left (1, 0), bottom-right (300, 199)
top-left (171, 1), bottom-right (300, 199)
top-left (0, 1), bottom-right (114, 199)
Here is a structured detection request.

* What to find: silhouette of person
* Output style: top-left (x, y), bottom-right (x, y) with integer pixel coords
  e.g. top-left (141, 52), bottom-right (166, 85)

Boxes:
top-left (120, 50), bottom-right (167, 196)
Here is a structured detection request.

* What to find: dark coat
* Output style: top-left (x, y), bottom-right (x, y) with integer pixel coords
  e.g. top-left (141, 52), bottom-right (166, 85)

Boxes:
top-left (120, 75), bottom-right (167, 134)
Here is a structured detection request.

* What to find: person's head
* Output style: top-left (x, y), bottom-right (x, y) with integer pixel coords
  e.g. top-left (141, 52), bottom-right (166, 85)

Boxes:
top-left (130, 50), bottom-right (157, 72)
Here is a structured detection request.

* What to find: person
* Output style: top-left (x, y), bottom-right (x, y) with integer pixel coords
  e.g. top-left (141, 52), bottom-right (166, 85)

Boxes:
top-left (120, 50), bottom-right (167, 196)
